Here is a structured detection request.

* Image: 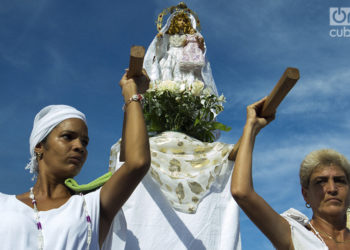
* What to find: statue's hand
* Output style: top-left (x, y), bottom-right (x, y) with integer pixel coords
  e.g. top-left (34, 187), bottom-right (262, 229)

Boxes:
top-left (196, 36), bottom-right (205, 53)
top-left (182, 39), bottom-right (188, 47)
top-left (157, 32), bottom-right (163, 38)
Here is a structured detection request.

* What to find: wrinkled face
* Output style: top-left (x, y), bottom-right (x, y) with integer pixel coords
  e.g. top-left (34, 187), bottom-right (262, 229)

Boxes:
top-left (302, 165), bottom-right (350, 217)
top-left (36, 118), bottom-right (89, 179)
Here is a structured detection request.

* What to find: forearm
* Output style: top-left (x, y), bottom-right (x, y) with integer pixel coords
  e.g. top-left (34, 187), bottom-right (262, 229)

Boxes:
top-left (230, 98), bottom-right (292, 249)
top-left (123, 101), bottom-right (150, 172)
top-left (99, 101), bottom-right (149, 229)
top-left (99, 73), bottom-right (151, 245)
top-left (119, 113), bottom-right (126, 161)
top-left (231, 121), bottom-right (258, 199)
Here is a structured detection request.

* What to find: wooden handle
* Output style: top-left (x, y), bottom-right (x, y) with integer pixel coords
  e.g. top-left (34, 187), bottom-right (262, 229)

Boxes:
top-left (261, 67), bottom-right (299, 117)
top-left (228, 67), bottom-right (300, 161)
top-left (127, 46), bottom-right (145, 78)
top-left (120, 46), bottom-right (146, 162)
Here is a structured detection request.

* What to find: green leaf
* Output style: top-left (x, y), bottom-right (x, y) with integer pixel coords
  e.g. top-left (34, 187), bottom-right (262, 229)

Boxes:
top-left (212, 122), bottom-right (231, 132)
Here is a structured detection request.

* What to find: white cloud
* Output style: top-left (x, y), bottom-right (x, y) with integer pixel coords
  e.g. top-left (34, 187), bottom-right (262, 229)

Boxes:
top-left (292, 69), bottom-right (350, 98)
top-left (280, 68), bottom-right (350, 115)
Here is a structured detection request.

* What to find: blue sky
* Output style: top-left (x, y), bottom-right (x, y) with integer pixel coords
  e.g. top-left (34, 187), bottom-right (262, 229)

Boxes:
top-left (1, 0), bottom-right (349, 249)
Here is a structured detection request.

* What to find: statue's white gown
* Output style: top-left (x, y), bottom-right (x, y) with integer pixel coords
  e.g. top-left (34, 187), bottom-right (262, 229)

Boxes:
top-left (106, 11), bottom-right (241, 250)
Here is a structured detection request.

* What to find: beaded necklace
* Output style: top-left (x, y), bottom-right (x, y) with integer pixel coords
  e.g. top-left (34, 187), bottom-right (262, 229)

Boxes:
top-left (309, 221), bottom-right (350, 244)
top-left (308, 221), bottom-right (327, 245)
top-left (29, 187), bottom-right (92, 250)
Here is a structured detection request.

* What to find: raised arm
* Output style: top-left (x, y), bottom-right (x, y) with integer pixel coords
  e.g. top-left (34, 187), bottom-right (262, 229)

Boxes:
top-left (231, 97), bottom-right (293, 250)
top-left (99, 72), bottom-right (151, 246)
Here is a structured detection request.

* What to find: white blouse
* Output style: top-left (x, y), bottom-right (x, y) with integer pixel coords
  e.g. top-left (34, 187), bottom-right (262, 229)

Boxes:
top-left (281, 208), bottom-right (328, 250)
top-left (0, 189), bottom-right (101, 250)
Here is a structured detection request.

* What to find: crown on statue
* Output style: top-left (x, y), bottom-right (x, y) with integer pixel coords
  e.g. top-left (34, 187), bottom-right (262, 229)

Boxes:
top-left (156, 2), bottom-right (201, 32)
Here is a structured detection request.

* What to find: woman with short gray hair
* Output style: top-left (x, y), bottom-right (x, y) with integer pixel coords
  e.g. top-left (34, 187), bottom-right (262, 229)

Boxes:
top-left (231, 97), bottom-right (350, 250)
top-left (300, 149), bottom-right (350, 189)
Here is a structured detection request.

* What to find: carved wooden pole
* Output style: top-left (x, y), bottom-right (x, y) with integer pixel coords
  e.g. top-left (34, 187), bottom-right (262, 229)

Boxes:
top-left (228, 67), bottom-right (300, 161)
top-left (120, 46), bottom-right (146, 162)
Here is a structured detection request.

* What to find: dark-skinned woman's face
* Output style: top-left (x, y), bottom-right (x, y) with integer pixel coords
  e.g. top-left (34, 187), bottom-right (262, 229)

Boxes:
top-left (37, 118), bottom-right (89, 179)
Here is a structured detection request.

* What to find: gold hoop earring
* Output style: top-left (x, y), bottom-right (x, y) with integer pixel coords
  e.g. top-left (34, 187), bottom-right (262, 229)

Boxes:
top-left (35, 152), bottom-right (43, 160)
top-left (305, 203), bottom-right (311, 208)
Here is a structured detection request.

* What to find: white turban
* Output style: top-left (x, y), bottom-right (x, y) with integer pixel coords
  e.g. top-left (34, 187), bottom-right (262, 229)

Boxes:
top-left (25, 105), bottom-right (86, 178)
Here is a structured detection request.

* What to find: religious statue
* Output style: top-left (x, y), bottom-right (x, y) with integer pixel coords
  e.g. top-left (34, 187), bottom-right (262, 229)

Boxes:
top-left (144, 2), bottom-right (218, 96)
top-left (107, 3), bottom-right (242, 250)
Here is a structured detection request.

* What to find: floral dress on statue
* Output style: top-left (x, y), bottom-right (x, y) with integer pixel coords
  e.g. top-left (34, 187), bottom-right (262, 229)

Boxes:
top-left (158, 33), bottom-right (205, 85)
top-left (180, 33), bottom-right (205, 69)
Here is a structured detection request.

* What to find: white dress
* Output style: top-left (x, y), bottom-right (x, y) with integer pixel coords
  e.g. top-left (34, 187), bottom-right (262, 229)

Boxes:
top-left (113, 169), bottom-right (241, 250)
top-left (0, 189), bottom-right (126, 250)
top-left (281, 208), bottom-right (328, 250)
top-left (107, 135), bottom-right (242, 250)
top-left (158, 33), bottom-right (205, 84)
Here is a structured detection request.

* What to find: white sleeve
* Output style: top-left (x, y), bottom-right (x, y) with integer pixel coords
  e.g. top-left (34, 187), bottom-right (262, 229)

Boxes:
top-left (281, 209), bottom-right (328, 250)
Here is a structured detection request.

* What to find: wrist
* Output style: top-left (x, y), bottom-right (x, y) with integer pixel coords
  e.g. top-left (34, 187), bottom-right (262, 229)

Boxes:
top-left (123, 92), bottom-right (138, 103)
top-left (122, 83), bottom-right (138, 101)
top-left (122, 94), bottom-right (144, 111)
top-left (244, 121), bottom-right (260, 136)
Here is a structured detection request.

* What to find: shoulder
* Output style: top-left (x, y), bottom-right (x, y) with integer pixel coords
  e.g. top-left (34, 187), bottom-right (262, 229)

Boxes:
top-left (0, 192), bottom-right (10, 200)
top-left (281, 208), bottom-right (310, 226)
top-left (0, 192), bottom-right (19, 208)
top-left (83, 188), bottom-right (101, 205)
top-left (0, 192), bottom-right (14, 201)
top-left (281, 208), bottom-right (329, 250)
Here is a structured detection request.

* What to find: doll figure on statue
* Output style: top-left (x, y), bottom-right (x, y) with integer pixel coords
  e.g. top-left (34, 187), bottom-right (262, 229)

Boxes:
top-left (144, 2), bottom-right (218, 96)
top-left (157, 12), bottom-right (205, 84)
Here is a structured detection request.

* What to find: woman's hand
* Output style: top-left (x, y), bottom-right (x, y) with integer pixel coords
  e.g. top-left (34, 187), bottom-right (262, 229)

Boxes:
top-left (246, 97), bottom-right (275, 136)
top-left (100, 70), bottom-right (150, 247)
top-left (119, 69), bottom-right (150, 101)
top-left (231, 96), bottom-right (292, 250)
top-left (156, 32), bottom-right (163, 38)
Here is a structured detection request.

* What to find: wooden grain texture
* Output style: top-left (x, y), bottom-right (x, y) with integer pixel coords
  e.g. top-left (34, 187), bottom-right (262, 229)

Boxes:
top-left (261, 67), bottom-right (300, 117)
top-left (127, 46), bottom-right (145, 77)
top-left (228, 67), bottom-right (300, 161)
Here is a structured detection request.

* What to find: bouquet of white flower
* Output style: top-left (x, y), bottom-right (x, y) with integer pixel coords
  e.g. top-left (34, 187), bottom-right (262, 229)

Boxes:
top-left (143, 80), bottom-right (230, 142)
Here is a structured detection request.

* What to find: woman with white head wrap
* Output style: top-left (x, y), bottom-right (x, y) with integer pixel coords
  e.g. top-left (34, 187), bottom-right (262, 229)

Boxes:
top-left (0, 71), bottom-right (150, 250)
top-left (25, 104), bottom-right (87, 179)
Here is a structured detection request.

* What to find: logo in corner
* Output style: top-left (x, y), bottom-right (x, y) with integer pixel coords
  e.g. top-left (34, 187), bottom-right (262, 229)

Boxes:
top-left (329, 7), bottom-right (350, 26)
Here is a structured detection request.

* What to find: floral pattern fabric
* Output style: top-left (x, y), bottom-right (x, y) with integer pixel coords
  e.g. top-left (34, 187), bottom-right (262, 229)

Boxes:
top-left (109, 131), bottom-right (233, 213)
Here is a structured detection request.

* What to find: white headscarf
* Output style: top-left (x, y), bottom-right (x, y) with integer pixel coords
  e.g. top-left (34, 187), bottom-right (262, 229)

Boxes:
top-left (25, 105), bottom-right (86, 178)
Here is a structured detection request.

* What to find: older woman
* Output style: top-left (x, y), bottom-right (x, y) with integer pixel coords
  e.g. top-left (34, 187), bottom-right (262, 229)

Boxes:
top-left (231, 97), bottom-right (350, 249)
top-left (0, 72), bottom-right (150, 249)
